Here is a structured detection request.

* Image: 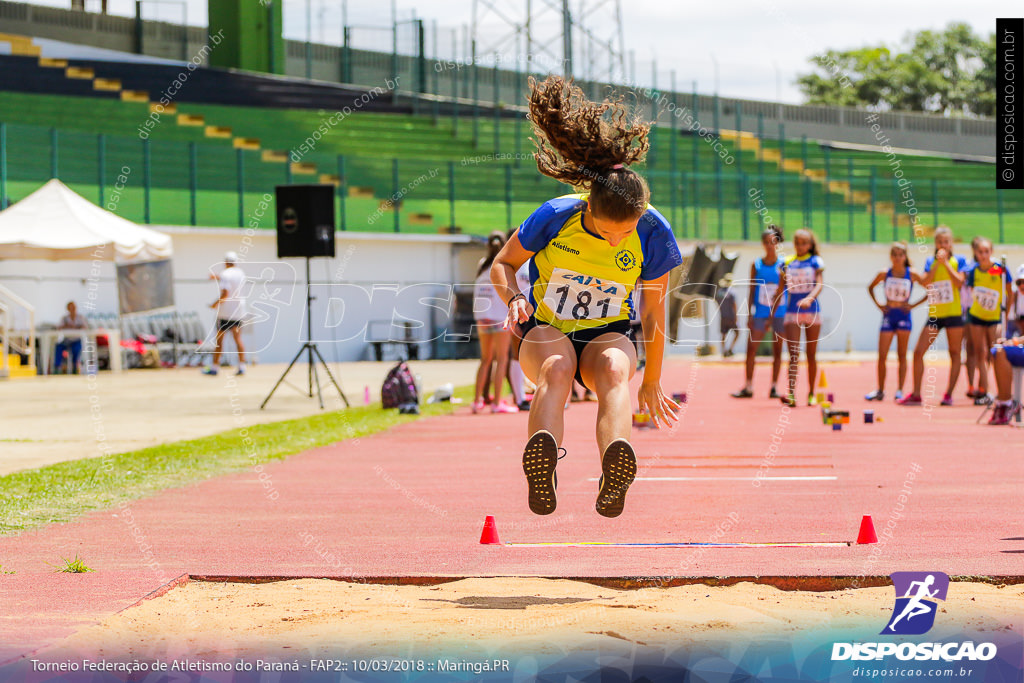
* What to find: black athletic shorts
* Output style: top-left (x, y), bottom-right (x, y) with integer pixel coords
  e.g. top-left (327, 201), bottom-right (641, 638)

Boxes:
top-left (966, 314), bottom-right (1000, 327)
top-left (512, 317), bottom-right (633, 386)
top-left (217, 318), bottom-right (243, 332)
top-left (926, 315), bottom-right (964, 330)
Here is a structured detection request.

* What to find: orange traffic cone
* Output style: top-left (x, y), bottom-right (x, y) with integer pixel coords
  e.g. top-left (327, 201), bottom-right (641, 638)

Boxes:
top-left (856, 515), bottom-right (878, 544)
top-left (479, 515), bottom-right (501, 545)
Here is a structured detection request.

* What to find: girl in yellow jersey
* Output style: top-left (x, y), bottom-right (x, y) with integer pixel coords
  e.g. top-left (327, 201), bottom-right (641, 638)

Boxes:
top-left (898, 226), bottom-right (969, 406)
top-left (491, 76), bottom-right (682, 518)
top-left (964, 237), bottom-right (1013, 404)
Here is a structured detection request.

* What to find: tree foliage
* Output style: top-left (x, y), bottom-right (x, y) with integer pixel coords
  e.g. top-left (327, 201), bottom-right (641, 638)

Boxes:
top-left (796, 23), bottom-right (994, 116)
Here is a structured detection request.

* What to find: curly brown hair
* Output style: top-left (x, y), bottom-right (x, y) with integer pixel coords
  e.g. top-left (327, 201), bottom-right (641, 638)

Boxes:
top-left (527, 75), bottom-right (651, 222)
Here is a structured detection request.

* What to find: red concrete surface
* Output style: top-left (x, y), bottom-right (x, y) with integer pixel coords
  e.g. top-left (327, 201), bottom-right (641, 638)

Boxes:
top-left (1, 359), bottom-right (1021, 662)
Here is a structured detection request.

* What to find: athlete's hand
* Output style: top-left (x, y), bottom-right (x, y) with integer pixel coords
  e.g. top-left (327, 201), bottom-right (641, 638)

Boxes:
top-left (506, 296), bottom-right (534, 327)
top-left (899, 302), bottom-right (911, 312)
top-left (797, 297), bottom-right (813, 309)
top-left (936, 248), bottom-right (948, 263)
top-left (638, 381), bottom-right (679, 429)
top-left (877, 302), bottom-right (889, 313)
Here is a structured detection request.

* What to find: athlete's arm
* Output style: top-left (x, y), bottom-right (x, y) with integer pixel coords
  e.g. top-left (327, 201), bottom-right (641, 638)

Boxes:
top-left (491, 232), bottom-right (535, 324)
top-left (919, 261), bottom-right (937, 286)
top-left (212, 287), bottom-right (228, 310)
top-left (747, 263), bottom-right (757, 318)
top-left (770, 268), bottom-right (787, 317)
top-left (938, 255), bottom-right (966, 288)
top-left (797, 269), bottom-right (824, 309)
top-left (1006, 273), bottom-right (1014, 316)
top-left (637, 272), bottom-right (679, 427)
top-left (867, 271), bottom-right (886, 311)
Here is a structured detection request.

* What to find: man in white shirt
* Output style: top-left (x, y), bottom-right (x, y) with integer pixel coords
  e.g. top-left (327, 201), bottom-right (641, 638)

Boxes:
top-left (203, 251), bottom-right (247, 376)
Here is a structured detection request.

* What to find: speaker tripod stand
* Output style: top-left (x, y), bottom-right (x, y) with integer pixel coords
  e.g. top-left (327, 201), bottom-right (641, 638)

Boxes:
top-left (260, 257), bottom-right (349, 410)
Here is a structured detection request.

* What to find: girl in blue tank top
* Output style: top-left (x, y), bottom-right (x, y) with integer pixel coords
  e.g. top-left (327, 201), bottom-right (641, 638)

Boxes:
top-left (866, 241), bottom-right (925, 401)
top-left (732, 225), bottom-right (786, 399)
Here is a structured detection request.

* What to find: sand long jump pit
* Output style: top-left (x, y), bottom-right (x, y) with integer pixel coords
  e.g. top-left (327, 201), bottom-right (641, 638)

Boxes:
top-left (34, 575), bottom-right (1024, 678)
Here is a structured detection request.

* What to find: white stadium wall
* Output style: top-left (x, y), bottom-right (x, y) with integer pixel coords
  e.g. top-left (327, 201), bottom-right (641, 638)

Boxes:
top-left (2, 229), bottom-right (1022, 362)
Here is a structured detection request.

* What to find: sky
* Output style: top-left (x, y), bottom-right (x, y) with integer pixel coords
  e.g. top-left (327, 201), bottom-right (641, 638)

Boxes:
top-left (26, 0), bottom-right (1008, 103)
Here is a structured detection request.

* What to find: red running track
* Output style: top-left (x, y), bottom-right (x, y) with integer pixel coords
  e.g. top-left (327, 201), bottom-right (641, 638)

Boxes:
top-left (1, 359), bottom-right (1021, 662)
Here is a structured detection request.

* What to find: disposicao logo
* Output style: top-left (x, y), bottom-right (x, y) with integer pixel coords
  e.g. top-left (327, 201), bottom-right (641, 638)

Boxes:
top-left (831, 572), bottom-right (998, 663)
top-left (883, 571), bottom-right (948, 635)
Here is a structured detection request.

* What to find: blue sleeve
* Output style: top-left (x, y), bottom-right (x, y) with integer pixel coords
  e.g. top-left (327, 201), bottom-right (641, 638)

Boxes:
top-left (516, 197), bottom-right (580, 252)
top-left (924, 256), bottom-right (935, 273)
top-left (965, 268), bottom-right (975, 287)
top-left (638, 206), bottom-right (682, 281)
top-left (813, 255), bottom-right (825, 271)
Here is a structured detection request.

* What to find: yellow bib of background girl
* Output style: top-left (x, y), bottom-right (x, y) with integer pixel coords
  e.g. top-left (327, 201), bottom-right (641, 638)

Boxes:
top-left (925, 255), bottom-right (964, 319)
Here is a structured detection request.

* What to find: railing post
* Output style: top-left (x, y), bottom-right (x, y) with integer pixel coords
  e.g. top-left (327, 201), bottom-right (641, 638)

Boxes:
top-left (189, 142), bottom-right (197, 226)
top-left (869, 166), bottom-right (877, 243)
top-left (447, 160), bottom-right (455, 230)
top-left (236, 147), bottom-right (245, 227)
top-left (392, 157), bottom-right (400, 233)
top-left (97, 133), bottom-right (105, 208)
top-left (338, 155), bottom-right (347, 231)
top-left (0, 123), bottom-right (6, 209)
top-left (50, 127), bottom-right (58, 179)
top-left (142, 137), bottom-right (151, 223)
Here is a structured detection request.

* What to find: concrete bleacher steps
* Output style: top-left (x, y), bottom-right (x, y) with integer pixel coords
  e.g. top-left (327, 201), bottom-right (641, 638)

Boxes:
top-left (0, 32), bottom-right (40, 57)
top-left (0, 48), bottom-right (1015, 235)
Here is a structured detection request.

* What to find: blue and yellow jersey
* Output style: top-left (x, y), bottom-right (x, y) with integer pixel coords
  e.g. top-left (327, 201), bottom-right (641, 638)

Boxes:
top-left (782, 253), bottom-right (825, 313)
top-left (924, 254), bottom-right (968, 319)
top-left (516, 194), bottom-right (682, 334)
top-left (966, 262), bottom-right (1011, 322)
top-left (883, 267), bottom-right (912, 304)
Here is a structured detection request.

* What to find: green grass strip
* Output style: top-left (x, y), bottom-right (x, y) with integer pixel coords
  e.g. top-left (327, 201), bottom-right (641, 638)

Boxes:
top-left (0, 386), bottom-right (473, 536)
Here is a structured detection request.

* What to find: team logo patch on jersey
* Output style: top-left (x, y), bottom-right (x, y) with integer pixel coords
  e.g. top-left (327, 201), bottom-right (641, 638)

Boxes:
top-left (615, 249), bottom-right (637, 272)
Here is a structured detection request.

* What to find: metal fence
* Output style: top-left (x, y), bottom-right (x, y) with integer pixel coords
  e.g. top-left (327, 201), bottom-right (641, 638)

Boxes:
top-left (0, 119), bottom-right (1020, 242)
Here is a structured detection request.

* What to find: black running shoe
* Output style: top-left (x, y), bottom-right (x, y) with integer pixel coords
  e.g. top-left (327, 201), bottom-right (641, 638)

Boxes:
top-left (522, 430), bottom-right (559, 515)
top-left (595, 439), bottom-right (637, 518)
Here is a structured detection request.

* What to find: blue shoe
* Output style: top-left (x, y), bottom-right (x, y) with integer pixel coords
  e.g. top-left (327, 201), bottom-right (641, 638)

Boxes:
top-left (865, 390), bottom-right (884, 401)
top-left (894, 390), bottom-right (904, 401)
top-left (201, 367), bottom-right (218, 376)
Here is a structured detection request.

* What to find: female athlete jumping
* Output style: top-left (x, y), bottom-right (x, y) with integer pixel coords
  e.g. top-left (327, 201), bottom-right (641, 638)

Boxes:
top-left (491, 75), bottom-right (682, 518)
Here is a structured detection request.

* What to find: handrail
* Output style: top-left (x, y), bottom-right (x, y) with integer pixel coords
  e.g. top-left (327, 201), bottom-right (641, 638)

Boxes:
top-left (0, 282), bottom-right (35, 373)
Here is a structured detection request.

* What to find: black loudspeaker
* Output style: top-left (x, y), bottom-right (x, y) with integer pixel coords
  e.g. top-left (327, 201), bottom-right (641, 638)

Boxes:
top-left (275, 184), bottom-right (336, 258)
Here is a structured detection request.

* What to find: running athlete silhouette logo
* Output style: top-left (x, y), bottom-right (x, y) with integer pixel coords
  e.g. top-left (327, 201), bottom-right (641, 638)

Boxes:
top-left (882, 572), bottom-right (949, 635)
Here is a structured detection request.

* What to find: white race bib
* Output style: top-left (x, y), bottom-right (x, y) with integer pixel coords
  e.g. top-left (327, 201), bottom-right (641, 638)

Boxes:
top-left (927, 280), bottom-right (954, 305)
top-left (973, 286), bottom-right (1000, 312)
top-left (758, 283), bottom-right (778, 307)
top-left (542, 268), bottom-right (627, 321)
top-left (884, 277), bottom-right (911, 303)
top-left (787, 267), bottom-right (815, 294)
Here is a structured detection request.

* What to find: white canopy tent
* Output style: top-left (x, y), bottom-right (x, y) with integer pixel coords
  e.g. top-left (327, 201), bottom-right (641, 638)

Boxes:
top-left (0, 179), bottom-right (172, 262)
top-left (0, 180), bottom-right (175, 376)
